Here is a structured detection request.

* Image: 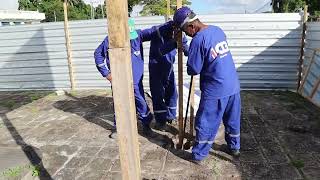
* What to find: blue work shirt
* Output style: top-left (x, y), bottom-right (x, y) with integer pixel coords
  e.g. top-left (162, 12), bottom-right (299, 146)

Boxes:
top-left (187, 25), bottom-right (240, 99)
top-left (94, 29), bottom-right (153, 84)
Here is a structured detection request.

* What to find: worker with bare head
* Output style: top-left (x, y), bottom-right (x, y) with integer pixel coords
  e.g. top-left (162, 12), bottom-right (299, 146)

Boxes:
top-left (173, 7), bottom-right (241, 163)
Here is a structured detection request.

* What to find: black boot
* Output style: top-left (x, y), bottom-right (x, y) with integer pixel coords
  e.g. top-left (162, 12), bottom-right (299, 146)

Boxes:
top-left (142, 125), bottom-right (156, 137)
top-left (109, 129), bottom-right (117, 139)
top-left (154, 121), bottom-right (167, 131)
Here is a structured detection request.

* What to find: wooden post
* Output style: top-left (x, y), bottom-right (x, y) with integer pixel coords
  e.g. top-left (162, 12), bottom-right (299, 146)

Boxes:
top-left (310, 50), bottom-right (320, 99)
top-left (189, 79), bottom-right (195, 137)
top-left (166, 0), bottom-right (171, 21)
top-left (298, 49), bottom-right (316, 94)
top-left (105, 0), bottom-right (141, 179)
top-left (63, 0), bottom-right (75, 90)
top-left (297, 5), bottom-right (308, 92)
top-left (176, 0), bottom-right (184, 148)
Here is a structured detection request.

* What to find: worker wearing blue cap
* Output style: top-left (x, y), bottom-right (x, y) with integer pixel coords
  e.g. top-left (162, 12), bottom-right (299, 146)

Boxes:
top-left (94, 18), bottom-right (155, 138)
top-left (173, 7), bottom-right (241, 162)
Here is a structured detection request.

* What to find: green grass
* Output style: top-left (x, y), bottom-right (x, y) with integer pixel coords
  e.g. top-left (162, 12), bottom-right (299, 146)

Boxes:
top-left (0, 164), bottom-right (40, 178)
top-left (0, 100), bottom-right (17, 109)
top-left (291, 159), bottom-right (305, 169)
top-left (29, 94), bottom-right (44, 101)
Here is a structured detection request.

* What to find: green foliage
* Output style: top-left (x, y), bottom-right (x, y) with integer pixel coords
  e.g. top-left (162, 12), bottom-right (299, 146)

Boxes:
top-left (18, 0), bottom-right (92, 22)
top-left (0, 100), bottom-right (16, 109)
top-left (291, 159), bottom-right (305, 169)
top-left (273, 0), bottom-right (320, 18)
top-left (140, 0), bottom-right (191, 16)
top-left (1, 165), bottom-right (25, 177)
top-left (0, 165), bottom-right (41, 178)
top-left (31, 165), bottom-right (40, 177)
top-left (128, 0), bottom-right (141, 13)
top-left (95, 4), bottom-right (106, 19)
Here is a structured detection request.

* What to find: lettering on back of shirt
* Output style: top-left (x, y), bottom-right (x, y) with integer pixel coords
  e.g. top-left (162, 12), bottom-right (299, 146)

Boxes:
top-left (211, 41), bottom-right (230, 59)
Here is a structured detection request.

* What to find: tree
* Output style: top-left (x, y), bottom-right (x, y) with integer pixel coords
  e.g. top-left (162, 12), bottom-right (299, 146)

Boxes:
top-left (128, 0), bottom-right (141, 13)
top-left (18, 0), bottom-right (92, 22)
top-left (272, 0), bottom-right (319, 17)
top-left (140, 0), bottom-right (191, 16)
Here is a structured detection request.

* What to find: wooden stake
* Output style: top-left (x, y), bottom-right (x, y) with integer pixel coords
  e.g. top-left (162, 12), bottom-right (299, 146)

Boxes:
top-left (301, 94), bottom-right (320, 109)
top-left (176, 0), bottom-right (184, 148)
top-left (63, 0), bottom-right (75, 90)
top-left (310, 50), bottom-right (320, 99)
top-left (106, 0), bottom-right (141, 179)
top-left (310, 77), bottom-right (320, 100)
top-left (189, 78), bottom-right (195, 137)
top-left (297, 5), bottom-right (308, 92)
top-left (298, 49), bottom-right (316, 94)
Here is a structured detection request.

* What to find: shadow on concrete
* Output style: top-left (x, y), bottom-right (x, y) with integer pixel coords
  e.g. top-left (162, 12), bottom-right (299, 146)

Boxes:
top-left (0, 91), bottom-right (53, 180)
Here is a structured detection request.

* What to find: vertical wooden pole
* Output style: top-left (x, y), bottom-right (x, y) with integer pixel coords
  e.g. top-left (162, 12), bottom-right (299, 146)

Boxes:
top-left (189, 79), bottom-right (195, 137)
top-left (63, 0), bottom-right (75, 90)
top-left (176, 0), bottom-right (184, 148)
top-left (166, 0), bottom-right (171, 21)
top-left (106, 0), bottom-right (141, 179)
top-left (310, 49), bottom-right (320, 99)
top-left (297, 5), bottom-right (308, 92)
top-left (298, 49), bottom-right (316, 94)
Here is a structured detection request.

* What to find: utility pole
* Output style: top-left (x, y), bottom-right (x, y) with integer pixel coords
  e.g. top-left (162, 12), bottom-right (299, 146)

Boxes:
top-left (90, 2), bottom-right (94, 19)
top-left (101, 0), bottom-right (105, 19)
top-left (54, 10), bottom-right (57, 22)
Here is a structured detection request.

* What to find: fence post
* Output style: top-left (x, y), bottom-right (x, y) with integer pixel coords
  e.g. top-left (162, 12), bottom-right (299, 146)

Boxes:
top-left (297, 5), bottom-right (308, 92)
top-left (176, 0), bottom-right (184, 149)
top-left (105, 0), bottom-right (141, 179)
top-left (63, 0), bottom-right (75, 90)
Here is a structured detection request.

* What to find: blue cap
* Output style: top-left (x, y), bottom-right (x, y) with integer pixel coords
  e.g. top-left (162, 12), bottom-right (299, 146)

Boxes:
top-left (173, 6), bottom-right (197, 28)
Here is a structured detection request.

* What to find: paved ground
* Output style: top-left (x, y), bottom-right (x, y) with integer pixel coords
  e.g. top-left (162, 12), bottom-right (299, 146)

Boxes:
top-left (0, 90), bottom-right (320, 180)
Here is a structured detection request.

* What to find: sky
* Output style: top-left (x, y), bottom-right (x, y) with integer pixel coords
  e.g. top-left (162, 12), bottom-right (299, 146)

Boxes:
top-left (2, 0), bottom-right (272, 14)
top-left (0, 0), bottom-right (18, 10)
top-left (191, 0), bottom-right (272, 14)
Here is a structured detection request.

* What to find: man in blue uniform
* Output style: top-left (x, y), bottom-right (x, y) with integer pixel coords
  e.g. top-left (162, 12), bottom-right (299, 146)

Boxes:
top-left (94, 19), bottom-right (155, 138)
top-left (173, 7), bottom-right (241, 162)
top-left (148, 21), bottom-right (189, 130)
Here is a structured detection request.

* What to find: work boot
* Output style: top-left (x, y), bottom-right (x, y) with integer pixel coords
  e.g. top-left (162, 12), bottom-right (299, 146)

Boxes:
top-left (227, 148), bottom-right (240, 158)
top-left (142, 125), bottom-right (156, 137)
top-left (186, 153), bottom-right (204, 165)
top-left (154, 121), bottom-right (167, 131)
top-left (109, 129), bottom-right (117, 139)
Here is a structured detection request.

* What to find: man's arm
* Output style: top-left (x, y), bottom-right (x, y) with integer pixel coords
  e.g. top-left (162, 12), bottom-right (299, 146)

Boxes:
top-left (182, 35), bottom-right (189, 56)
top-left (158, 32), bottom-right (189, 56)
top-left (94, 37), bottom-right (111, 80)
top-left (187, 38), bottom-right (203, 75)
top-left (139, 26), bottom-right (157, 42)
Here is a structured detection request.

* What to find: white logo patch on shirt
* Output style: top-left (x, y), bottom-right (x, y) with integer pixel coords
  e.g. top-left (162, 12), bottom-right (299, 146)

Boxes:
top-left (211, 41), bottom-right (230, 59)
top-left (134, 51), bottom-right (140, 56)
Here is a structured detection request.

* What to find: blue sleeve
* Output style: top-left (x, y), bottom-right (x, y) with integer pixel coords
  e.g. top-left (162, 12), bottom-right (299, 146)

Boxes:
top-left (94, 37), bottom-right (110, 77)
top-left (139, 27), bottom-right (157, 42)
top-left (182, 35), bottom-right (189, 56)
top-left (187, 38), bottom-right (203, 75)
